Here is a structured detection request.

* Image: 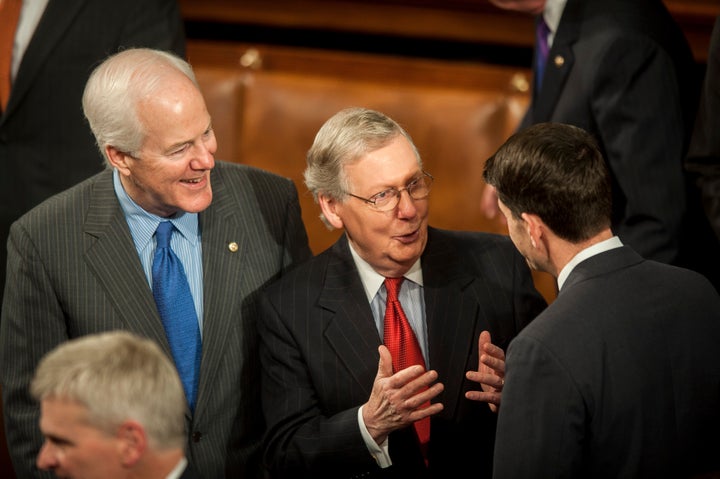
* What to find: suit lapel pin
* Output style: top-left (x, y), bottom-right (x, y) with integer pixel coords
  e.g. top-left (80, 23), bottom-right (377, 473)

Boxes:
top-left (228, 242), bottom-right (238, 253)
top-left (554, 55), bottom-right (565, 68)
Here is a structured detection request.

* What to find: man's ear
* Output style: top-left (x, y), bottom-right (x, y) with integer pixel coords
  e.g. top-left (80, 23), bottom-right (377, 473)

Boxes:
top-left (521, 212), bottom-right (543, 249)
top-left (318, 193), bottom-right (344, 230)
top-left (106, 146), bottom-right (132, 175)
top-left (116, 420), bottom-right (147, 467)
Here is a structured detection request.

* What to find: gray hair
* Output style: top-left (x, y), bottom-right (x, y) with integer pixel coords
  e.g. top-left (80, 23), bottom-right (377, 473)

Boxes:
top-left (31, 331), bottom-right (186, 451)
top-left (82, 48), bottom-right (198, 167)
top-left (304, 107), bottom-right (422, 228)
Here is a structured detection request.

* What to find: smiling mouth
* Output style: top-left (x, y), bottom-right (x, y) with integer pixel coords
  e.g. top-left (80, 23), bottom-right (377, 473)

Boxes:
top-left (181, 175), bottom-right (206, 184)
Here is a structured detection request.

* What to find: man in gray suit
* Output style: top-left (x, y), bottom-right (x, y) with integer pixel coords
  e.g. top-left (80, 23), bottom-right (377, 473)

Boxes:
top-left (0, 48), bottom-right (312, 478)
top-left (32, 331), bottom-right (200, 479)
top-left (258, 107), bottom-right (546, 478)
top-left (483, 122), bottom-right (720, 478)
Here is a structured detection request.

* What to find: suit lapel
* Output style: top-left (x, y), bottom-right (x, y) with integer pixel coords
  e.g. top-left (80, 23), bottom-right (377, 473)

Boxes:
top-left (421, 229), bottom-right (479, 416)
top-left (82, 170), bottom-right (168, 346)
top-left (7, 0), bottom-right (87, 115)
top-left (194, 173), bottom-right (245, 415)
top-left (319, 236), bottom-right (383, 394)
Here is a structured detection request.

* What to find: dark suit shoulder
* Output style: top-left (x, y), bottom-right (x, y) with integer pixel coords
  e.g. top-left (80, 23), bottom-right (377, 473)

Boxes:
top-left (14, 170), bottom-right (111, 227)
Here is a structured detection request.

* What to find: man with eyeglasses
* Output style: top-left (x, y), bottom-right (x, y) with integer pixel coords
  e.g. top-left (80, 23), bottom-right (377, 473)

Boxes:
top-left (257, 107), bottom-right (547, 478)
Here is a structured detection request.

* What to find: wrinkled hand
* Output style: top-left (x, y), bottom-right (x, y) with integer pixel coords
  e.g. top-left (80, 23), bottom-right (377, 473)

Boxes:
top-left (465, 331), bottom-right (505, 413)
top-left (480, 184), bottom-right (506, 225)
top-left (363, 345), bottom-right (444, 444)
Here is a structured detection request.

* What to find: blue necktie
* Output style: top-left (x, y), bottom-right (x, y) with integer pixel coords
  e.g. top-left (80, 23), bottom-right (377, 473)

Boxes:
top-left (536, 16), bottom-right (551, 92)
top-left (152, 221), bottom-right (202, 411)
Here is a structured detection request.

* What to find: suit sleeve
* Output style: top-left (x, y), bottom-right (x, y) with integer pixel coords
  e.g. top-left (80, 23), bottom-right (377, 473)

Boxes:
top-left (1, 223), bottom-right (70, 479)
top-left (590, 34), bottom-right (686, 263)
top-left (257, 289), bottom-right (379, 477)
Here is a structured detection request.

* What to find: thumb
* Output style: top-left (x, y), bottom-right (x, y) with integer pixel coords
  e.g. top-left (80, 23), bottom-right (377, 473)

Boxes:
top-left (376, 344), bottom-right (394, 379)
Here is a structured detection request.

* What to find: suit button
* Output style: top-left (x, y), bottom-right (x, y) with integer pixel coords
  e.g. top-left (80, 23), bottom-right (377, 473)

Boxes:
top-left (192, 431), bottom-right (202, 442)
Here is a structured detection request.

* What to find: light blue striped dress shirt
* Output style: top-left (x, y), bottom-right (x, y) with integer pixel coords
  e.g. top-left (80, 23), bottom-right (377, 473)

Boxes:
top-left (112, 170), bottom-right (204, 335)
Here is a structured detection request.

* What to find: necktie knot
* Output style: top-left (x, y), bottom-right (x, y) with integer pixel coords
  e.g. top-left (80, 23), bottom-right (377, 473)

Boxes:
top-left (155, 221), bottom-right (173, 248)
top-left (384, 277), bottom-right (403, 302)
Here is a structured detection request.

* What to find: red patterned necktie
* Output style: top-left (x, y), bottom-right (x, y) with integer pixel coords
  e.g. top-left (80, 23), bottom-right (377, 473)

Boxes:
top-left (383, 277), bottom-right (431, 460)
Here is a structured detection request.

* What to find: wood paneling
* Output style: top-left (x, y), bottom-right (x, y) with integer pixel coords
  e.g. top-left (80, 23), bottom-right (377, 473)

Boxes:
top-left (180, 0), bottom-right (719, 63)
top-left (188, 40), bottom-right (558, 303)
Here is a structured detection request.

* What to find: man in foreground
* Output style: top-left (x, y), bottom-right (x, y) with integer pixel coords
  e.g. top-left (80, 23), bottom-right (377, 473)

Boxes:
top-left (32, 331), bottom-right (199, 478)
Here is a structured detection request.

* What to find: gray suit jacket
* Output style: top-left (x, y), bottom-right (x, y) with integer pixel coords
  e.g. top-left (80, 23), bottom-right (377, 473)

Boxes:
top-left (494, 246), bottom-right (720, 478)
top-left (0, 0), bottom-right (186, 307)
top-left (524, 0), bottom-right (720, 288)
top-left (259, 228), bottom-right (547, 478)
top-left (1, 161), bottom-right (312, 478)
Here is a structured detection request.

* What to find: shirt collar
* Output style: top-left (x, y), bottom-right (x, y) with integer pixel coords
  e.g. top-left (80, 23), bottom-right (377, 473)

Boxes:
top-left (348, 240), bottom-right (423, 303)
top-left (165, 457), bottom-right (188, 479)
top-left (557, 236), bottom-right (623, 290)
top-left (542, 0), bottom-right (567, 38)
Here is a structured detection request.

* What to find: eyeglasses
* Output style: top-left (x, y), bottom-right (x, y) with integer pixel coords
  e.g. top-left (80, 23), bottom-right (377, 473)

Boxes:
top-left (346, 171), bottom-right (434, 212)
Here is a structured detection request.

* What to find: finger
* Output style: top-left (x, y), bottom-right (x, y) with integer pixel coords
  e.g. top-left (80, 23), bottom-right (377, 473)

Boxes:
top-left (465, 390), bottom-right (500, 413)
top-left (404, 380), bottom-right (445, 409)
top-left (479, 353), bottom-right (506, 376)
top-left (481, 338), bottom-right (505, 360)
top-left (466, 370), bottom-right (504, 390)
top-left (478, 331), bottom-right (491, 372)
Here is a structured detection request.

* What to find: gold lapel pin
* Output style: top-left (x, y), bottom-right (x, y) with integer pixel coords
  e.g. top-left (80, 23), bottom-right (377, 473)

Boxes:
top-left (228, 242), bottom-right (239, 253)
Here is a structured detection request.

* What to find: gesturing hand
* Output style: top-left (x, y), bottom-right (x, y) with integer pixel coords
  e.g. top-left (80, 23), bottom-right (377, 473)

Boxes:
top-left (465, 330), bottom-right (506, 412)
top-left (363, 345), bottom-right (444, 445)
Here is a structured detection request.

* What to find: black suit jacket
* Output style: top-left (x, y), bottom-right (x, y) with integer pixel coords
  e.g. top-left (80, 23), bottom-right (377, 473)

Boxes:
top-left (494, 246), bottom-right (720, 478)
top-left (258, 228), bottom-right (547, 478)
top-left (0, 0), bottom-right (186, 306)
top-left (0, 162), bottom-right (312, 478)
top-left (524, 0), bottom-right (719, 287)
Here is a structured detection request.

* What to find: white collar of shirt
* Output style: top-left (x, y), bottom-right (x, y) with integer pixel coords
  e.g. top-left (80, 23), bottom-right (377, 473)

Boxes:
top-left (12, 0), bottom-right (50, 79)
top-left (166, 457), bottom-right (188, 479)
top-left (542, 0), bottom-right (568, 47)
top-left (347, 240), bottom-right (423, 303)
top-left (113, 169), bottom-right (199, 251)
top-left (557, 236), bottom-right (623, 290)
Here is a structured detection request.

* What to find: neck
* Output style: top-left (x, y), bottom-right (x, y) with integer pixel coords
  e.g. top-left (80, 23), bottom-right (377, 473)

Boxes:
top-left (548, 228), bottom-right (613, 277)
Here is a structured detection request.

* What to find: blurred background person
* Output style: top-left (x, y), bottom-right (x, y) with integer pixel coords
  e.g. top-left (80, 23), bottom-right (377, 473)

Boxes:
top-left (482, 0), bottom-right (720, 290)
top-left (31, 330), bottom-right (200, 479)
top-left (483, 122), bottom-right (720, 478)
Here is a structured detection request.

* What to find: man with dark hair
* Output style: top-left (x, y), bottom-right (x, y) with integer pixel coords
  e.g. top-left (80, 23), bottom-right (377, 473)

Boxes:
top-left (483, 122), bottom-right (720, 478)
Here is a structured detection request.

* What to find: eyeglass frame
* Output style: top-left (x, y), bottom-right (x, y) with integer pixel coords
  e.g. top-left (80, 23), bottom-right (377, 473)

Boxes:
top-left (344, 171), bottom-right (434, 211)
